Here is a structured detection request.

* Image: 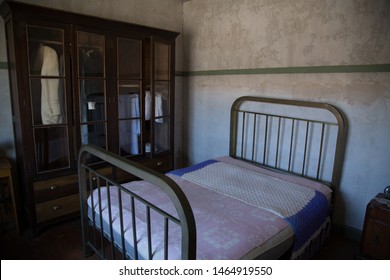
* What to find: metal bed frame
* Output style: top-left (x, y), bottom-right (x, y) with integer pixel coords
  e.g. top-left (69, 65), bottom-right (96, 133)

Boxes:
top-left (230, 96), bottom-right (347, 193)
top-left (78, 96), bottom-right (347, 260)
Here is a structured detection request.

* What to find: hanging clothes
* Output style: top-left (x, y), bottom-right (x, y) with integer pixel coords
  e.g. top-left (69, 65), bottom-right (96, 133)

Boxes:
top-left (40, 45), bottom-right (62, 124)
top-left (155, 94), bottom-right (163, 123)
top-left (145, 91), bottom-right (164, 122)
top-left (119, 93), bottom-right (141, 155)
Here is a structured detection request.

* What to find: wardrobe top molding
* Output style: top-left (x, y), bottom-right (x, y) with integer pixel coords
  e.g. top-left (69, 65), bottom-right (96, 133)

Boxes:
top-left (0, 0), bottom-right (180, 40)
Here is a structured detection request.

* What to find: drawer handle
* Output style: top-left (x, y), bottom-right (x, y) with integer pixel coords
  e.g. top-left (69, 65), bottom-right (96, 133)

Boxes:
top-left (52, 205), bottom-right (62, 211)
top-left (49, 185), bottom-right (59, 191)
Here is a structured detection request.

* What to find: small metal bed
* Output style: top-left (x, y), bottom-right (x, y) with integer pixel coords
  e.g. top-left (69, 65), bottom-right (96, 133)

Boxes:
top-left (78, 96), bottom-right (347, 260)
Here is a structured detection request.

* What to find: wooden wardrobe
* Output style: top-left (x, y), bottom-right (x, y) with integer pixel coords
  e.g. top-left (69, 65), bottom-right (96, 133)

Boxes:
top-left (1, 0), bottom-right (178, 235)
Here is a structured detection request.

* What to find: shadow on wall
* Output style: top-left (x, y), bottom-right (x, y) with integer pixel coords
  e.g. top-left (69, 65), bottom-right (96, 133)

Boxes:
top-left (0, 141), bottom-right (15, 160)
top-left (333, 193), bottom-right (363, 242)
top-left (0, 140), bottom-right (20, 226)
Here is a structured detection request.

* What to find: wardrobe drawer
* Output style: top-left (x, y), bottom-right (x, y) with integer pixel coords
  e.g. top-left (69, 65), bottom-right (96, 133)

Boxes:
top-left (142, 154), bottom-right (173, 172)
top-left (34, 174), bottom-right (78, 203)
top-left (112, 154), bottom-right (173, 183)
top-left (368, 206), bottom-right (390, 224)
top-left (35, 193), bottom-right (80, 223)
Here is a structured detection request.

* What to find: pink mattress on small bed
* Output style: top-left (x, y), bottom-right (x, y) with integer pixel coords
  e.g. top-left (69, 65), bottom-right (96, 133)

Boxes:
top-left (87, 156), bottom-right (332, 260)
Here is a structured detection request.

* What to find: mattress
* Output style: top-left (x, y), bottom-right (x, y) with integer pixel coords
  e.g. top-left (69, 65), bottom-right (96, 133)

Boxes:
top-left (87, 156), bottom-right (332, 260)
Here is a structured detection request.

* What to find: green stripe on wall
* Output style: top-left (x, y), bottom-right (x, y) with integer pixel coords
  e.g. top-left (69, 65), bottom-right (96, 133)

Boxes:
top-left (2, 61), bottom-right (389, 74)
top-left (176, 64), bottom-right (390, 76)
top-left (0, 62), bottom-right (8, 69)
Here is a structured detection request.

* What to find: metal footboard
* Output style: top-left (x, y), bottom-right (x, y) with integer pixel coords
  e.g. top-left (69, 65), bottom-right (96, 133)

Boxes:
top-left (78, 145), bottom-right (196, 260)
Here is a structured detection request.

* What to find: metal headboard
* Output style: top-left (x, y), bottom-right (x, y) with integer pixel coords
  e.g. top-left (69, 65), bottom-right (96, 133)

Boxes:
top-left (230, 96), bottom-right (347, 191)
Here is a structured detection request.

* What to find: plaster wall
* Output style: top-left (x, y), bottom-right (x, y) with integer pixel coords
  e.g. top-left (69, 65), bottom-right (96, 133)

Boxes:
top-left (184, 0), bottom-right (389, 68)
top-left (182, 0), bottom-right (390, 232)
top-left (0, 19), bottom-right (13, 158)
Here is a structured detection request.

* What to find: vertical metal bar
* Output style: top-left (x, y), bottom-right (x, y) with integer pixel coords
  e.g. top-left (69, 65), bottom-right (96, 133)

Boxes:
top-left (251, 113), bottom-right (257, 162)
top-left (150, 38), bottom-right (156, 158)
top-left (146, 206), bottom-right (152, 260)
top-left (263, 115), bottom-right (269, 164)
top-left (131, 196), bottom-right (138, 260)
top-left (288, 119), bottom-right (295, 172)
top-left (316, 123), bottom-right (326, 180)
top-left (240, 112), bottom-right (246, 159)
top-left (96, 176), bottom-right (106, 258)
top-left (106, 185), bottom-right (116, 259)
top-left (117, 187), bottom-right (126, 259)
top-left (164, 218), bottom-right (169, 260)
top-left (275, 117), bottom-right (281, 168)
top-left (230, 108), bottom-right (239, 157)
top-left (302, 121), bottom-right (310, 176)
top-left (80, 163), bottom-right (92, 258)
top-left (89, 173), bottom-right (97, 250)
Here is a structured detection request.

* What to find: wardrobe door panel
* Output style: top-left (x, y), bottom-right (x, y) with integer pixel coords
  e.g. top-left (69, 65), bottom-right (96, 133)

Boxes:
top-left (153, 41), bottom-right (172, 155)
top-left (154, 42), bottom-right (170, 80)
top-left (118, 38), bottom-right (141, 80)
top-left (118, 81), bottom-right (142, 157)
top-left (34, 126), bottom-right (70, 173)
top-left (76, 31), bottom-right (107, 155)
top-left (155, 81), bottom-right (170, 117)
top-left (79, 79), bottom-right (106, 123)
top-left (154, 117), bottom-right (170, 154)
top-left (26, 25), bottom-right (70, 173)
top-left (117, 37), bottom-right (143, 157)
top-left (30, 78), bottom-right (66, 125)
top-left (80, 124), bottom-right (107, 149)
top-left (77, 32), bottom-right (104, 78)
top-left (27, 26), bottom-right (65, 77)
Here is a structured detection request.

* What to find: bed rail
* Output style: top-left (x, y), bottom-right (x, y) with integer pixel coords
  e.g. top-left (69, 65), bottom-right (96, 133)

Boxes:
top-left (230, 96), bottom-right (347, 191)
top-left (78, 145), bottom-right (196, 259)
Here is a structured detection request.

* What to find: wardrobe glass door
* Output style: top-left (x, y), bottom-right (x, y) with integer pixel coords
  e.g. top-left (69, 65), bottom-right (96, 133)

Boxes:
top-left (27, 25), bottom-right (70, 173)
top-left (117, 37), bottom-right (142, 157)
top-left (77, 31), bottom-right (106, 154)
top-left (153, 41), bottom-right (171, 154)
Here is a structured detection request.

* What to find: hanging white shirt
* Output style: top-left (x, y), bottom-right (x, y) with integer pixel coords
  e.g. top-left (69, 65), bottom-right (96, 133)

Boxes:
top-left (40, 45), bottom-right (62, 124)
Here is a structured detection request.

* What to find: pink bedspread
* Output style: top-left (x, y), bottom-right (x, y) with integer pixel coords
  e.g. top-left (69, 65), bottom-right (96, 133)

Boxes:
top-left (88, 157), bottom-right (331, 259)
